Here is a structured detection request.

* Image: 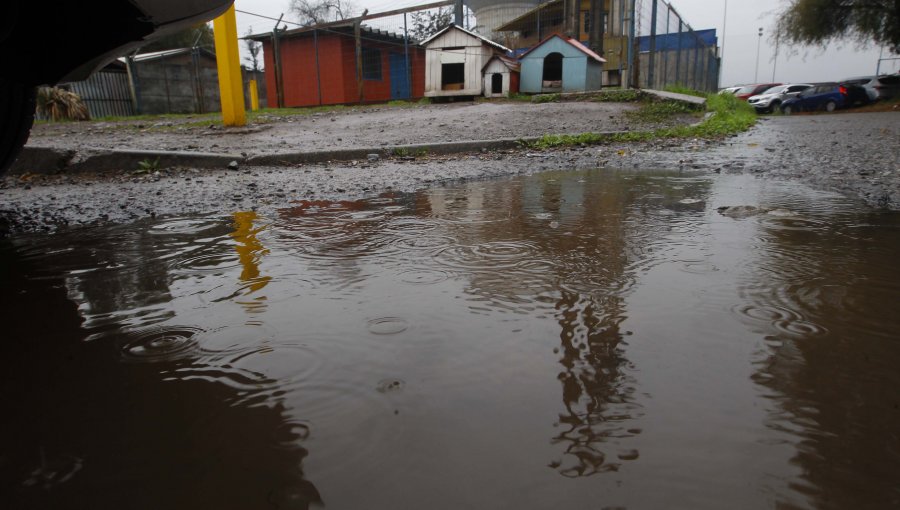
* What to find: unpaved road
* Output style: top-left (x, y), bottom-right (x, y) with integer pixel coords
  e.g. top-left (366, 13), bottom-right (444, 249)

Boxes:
top-left (24, 101), bottom-right (659, 156)
top-left (2, 107), bottom-right (898, 235)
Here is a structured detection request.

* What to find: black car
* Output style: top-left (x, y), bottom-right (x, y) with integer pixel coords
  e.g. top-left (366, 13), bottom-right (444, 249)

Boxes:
top-left (0, 1), bottom-right (234, 174)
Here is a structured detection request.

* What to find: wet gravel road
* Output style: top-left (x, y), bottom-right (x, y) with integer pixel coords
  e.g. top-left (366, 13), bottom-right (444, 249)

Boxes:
top-left (1, 110), bottom-right (897, 235)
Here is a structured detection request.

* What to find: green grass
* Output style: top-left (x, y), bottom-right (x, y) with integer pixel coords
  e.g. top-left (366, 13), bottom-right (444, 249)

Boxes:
top-left (532, 93), bottom-right (562, 103)
top-left (662, 84), bottom-right (708, 98)
top-left (528, 91), bottom-right (755, 150)
top-left (590, 89), bottom-right (643, 102)
top-left (626, 99), bottom-right (701, 122)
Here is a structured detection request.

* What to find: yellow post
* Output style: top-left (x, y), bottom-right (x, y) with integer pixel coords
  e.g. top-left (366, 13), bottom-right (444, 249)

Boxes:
top-left (213, 5), bottom-right (246, 126)
top-left (249, 79), bottom-right (260, 111)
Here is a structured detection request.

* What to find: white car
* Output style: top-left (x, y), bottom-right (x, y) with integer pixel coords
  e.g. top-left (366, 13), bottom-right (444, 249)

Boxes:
top-left (747, 83), bottom-right (813, 113)
top-left (0, 0), bottom-right (235, 174)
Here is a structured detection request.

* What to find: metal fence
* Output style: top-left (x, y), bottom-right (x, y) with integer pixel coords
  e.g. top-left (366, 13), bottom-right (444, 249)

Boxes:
top-left (68, 69), bottom-right (135, 118)
top-left (633, 0), bottom-right (719, 92)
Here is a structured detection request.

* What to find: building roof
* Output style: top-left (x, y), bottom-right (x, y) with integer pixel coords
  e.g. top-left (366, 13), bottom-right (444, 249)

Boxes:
top-left (482, 55), bottom-right (521, 72)
top-left (246, 22), bottom-right (408, 45)
top-left (420, 24), bottom-right (511, 53)
top-left (125, 47), bottom-right (217, 63)
top-left (518, 33), bottom-right (606, 63)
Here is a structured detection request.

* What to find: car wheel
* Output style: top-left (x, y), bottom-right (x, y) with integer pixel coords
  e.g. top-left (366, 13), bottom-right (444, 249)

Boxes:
top-left (0, 79), bottom-right (37, 176)
top-left (782, 104), bottom-right (793, 115)
top-left (825, 100), bottom-right (837, 112)
top-left (769, 100), bottom-right (780, 114)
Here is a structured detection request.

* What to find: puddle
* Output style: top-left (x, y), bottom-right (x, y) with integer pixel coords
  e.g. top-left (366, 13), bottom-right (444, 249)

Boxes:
top-left (3, 169), bottom-right (900, 509)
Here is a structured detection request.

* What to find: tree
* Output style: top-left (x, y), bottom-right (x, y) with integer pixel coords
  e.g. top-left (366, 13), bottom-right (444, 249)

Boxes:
top-left (774, 0), bottom-right (900, 54)
top-left (140, 23), bottom-right (215, 52)
top-left (244, 28), bottom-right (262, 71)
top-left (409, 7), bottom-right (454, 42)
top-left (289, 0), bottom-right (357, 26)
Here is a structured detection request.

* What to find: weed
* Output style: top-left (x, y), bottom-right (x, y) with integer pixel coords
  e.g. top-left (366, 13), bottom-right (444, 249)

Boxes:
top-left (532, 93), bottom-right (561, 104)
top-left (627, 99), bottom-right (701, 122)
top-left (591, 89), bottom-right (643, 102)
top-left (136, 157), bottom-right (160, 173)
top-left (662, 84), bottom-right (707, 98)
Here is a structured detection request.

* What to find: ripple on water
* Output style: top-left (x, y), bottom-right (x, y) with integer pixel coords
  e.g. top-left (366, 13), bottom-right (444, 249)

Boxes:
top-left (118, 325), bottom-right (204, 363)
top-left (731, 303), bottom-right (828, 338)
top-left (395, 268), bottom-right (453, 285)
top-left (434, 241), bottom-right (539, 272)
top-left (367, 317), bottom-right (409, 335)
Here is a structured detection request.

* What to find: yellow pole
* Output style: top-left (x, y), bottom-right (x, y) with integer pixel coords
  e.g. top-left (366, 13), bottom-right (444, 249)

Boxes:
top-left (213, 5), bottom-right (246, 126)
top-left (249, 79), bottom-right (260, 111)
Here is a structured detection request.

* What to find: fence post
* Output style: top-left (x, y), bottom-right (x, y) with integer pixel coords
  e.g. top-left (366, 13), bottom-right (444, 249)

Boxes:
top-left (693, 32), bottom-right (700, 90)
top-left (662, 5), bottom-right (670, 89)
top-left (212, 5), bottom-right (247, 126)
top-left (676, 19), bottom-right (682, 86)
top-left (354, 19), bottom-right (363, 104)
top-left (628, 0), bottom-right (637, 88)
top-left (125, 55), bottom-right (141, 115)
top-left (647, 0), bottom-right (658, 89)
top-left (272, 15), bottom-right (285, 108)
top-left (404, 13), bottom-right (412, 100)
top-left (314, 29), bottom-right (323, 105)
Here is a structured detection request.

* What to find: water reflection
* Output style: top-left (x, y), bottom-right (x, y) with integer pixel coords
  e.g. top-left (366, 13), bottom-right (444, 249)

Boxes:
top-left (738, 208), bottom-right (900, 509)
top-left (4, 169), bottom-right (900, 508)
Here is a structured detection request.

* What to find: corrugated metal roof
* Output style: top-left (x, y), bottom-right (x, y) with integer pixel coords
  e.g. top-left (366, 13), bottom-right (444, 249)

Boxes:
top-left (420, 23), bottom-right (510, 53)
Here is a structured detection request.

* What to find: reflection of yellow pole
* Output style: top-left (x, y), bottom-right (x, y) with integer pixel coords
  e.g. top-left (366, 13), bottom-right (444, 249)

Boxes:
top-left (231, 211), bottom-right (271, 295)
top-left (249, 79), bottom-right (260, 111)
top-left (213, 5), bottom-right (246, 126)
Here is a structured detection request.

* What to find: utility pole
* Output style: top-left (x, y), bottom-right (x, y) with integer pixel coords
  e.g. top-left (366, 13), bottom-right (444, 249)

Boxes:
top-left (754, 27), bottom-right (763, 83)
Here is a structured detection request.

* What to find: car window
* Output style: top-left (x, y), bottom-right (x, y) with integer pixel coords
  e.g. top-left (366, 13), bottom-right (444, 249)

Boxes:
top-left (763, 85), bottom-right (787, 94)
top-left (788, 85), bottom-right (809, 92)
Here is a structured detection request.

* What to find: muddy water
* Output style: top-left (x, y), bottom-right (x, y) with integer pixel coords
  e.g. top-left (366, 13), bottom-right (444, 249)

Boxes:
top-left (2, 169), bottom-right (899, 509)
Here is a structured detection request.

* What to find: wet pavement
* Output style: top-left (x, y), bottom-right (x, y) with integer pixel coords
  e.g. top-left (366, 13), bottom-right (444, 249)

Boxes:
top-left (3, 169), bottom-right (899, 509)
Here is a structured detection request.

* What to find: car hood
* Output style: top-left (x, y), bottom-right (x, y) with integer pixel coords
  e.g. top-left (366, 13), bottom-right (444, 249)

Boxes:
top-left (748, 93), bottom-right (776, 101)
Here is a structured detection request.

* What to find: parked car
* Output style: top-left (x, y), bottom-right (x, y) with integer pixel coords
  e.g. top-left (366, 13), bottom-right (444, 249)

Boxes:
top-left (734, 83), bottom-right (782, 101)
top-left (779, 83), bottom-right (866, 114)
top-left (841, 74), bottom-right (900, 101)
top-left (0, 0), bottom-right (235, 174)
top-left (747, 83), bottom-right (813, 113)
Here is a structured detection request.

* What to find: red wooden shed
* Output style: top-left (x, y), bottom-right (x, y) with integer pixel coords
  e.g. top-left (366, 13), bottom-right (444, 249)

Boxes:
top-left (252, 25), bottom-right (425, 108)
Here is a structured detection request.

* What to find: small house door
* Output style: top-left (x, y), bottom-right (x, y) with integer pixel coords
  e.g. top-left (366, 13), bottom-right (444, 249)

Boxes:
top-left (389, 53), bottom-right (410, 100)
top-left (491, 73), bottom-right (503, 94)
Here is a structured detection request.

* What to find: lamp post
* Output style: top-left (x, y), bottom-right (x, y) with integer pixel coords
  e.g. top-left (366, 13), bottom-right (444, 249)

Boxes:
top-left (772, 37), bottom-right (779, 82)
top-left (720, 0), bottom-right (727, 87)
top-left (754, 27), bottom-right (763, 83)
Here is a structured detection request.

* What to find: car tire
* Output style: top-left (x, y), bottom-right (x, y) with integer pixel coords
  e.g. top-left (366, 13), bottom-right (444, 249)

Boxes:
top-left (782, 104), bottom-right (793, 115)
top-left (825, 100), bottom-right (837, 112)
top-left (769, 101), bottom-right (780, 114)
top-left (0, 79), bottom-right (37, 176)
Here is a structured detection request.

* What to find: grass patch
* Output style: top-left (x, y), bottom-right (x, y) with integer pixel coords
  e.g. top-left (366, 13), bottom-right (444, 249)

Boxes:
top-left (532, 93), bottom-right (561, 103)
top-left (591, 89), bottom-right (643, 102)
top-left (662, 84), bottom-right (707, 98)
top-left (528, 91), bottom-right (755, 150)
top-left (626, 99), bottom-right (701, 122)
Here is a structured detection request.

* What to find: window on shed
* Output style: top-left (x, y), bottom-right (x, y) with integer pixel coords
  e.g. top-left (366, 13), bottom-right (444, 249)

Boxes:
top-left (362, 47), bottom-right (382, 80)
top-left (441, 63), bottom-right (465, 90)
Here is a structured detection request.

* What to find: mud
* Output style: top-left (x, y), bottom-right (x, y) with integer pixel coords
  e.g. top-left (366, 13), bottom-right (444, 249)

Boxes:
top-left (2, 105), bottom-right (898, 235)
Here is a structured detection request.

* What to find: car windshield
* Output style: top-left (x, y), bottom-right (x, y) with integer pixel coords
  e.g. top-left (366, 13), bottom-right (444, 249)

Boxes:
top-left (762, 85), bottom-right (787, 94)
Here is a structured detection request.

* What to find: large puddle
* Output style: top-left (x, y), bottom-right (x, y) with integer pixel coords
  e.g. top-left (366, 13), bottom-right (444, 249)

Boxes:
top-left (2, 169), bottom-right (899, 509)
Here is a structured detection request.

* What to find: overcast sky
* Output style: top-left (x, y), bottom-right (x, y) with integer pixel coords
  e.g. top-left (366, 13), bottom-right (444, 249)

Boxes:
top-left (233, 0), bottom-right (899, 86)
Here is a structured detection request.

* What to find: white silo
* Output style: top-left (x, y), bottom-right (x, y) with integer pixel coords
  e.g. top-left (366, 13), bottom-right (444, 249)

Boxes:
top-left (464, 0), bottom-right (542, 38)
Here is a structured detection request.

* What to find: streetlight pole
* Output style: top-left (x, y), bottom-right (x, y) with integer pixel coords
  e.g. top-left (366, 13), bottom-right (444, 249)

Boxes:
top-left (772, 37), bottom-right (779, 82)
top-left (754, 27), bottom-right (763, 83)
top-left (720, 0), bottom-right (727, 87)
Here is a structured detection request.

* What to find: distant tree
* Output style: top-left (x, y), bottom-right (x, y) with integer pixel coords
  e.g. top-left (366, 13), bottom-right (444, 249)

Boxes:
top-left (774, 0), bottom-right (900, 53)
top-left (244, 28), bottom-right (262, 71)
top-left (140, 23), bottom-right (215, 52)
top-left (289, 0), bottom-right (357, 26)
top-left (409, 7), bottom-right (454, 42)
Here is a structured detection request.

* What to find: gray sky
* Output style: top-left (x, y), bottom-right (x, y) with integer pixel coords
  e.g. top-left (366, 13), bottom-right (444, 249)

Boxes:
top-left (233, 0), bottom-right (899, 85)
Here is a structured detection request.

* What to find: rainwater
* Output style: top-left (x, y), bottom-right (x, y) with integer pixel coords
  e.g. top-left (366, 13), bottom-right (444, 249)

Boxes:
top-left (2, 169), bottom-right (899, 509)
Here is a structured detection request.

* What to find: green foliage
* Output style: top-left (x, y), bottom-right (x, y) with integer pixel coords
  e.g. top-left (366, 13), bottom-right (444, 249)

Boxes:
top-left (136, 157), bottom-right (160, 173)
top-left (532, 93), bottom-right (561, 104)
top-left (527, 92), bottom-right (755, 150)
top-left (775, 0), bottom-right (900, 53)
top-left (662, 85), bottom-right (707, 98)
top-left (141, 24), bottom-right (214, 52)
top-left (627, 99), bottom-right (700, 122)
top-left (409, 7), bottom-right (454, 42)
top-left (591, 89), bottom-right (643, 102)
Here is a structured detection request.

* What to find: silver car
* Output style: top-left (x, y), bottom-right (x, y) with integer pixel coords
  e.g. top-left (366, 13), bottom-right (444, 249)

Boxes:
top-left (747, 83), bottom-right (813, 113)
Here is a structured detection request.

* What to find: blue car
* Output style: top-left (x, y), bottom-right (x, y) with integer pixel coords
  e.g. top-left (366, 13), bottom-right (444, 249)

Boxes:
top-left (780, 83), bottom-right (863, 114)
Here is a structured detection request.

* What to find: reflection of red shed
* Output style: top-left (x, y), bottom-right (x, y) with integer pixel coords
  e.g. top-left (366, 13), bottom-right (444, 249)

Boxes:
top-left (482, 56), bottom-right (520, 98)
top-left (252, 25), bottom-right (424, 107)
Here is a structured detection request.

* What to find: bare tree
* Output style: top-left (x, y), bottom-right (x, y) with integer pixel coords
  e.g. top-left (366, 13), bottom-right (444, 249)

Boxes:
top-left (409, 7), bottom-right (454, 42)
top-left (244, 28), bottom-right (262, 72)
top-left (289, 0), bottom-right (358, 27)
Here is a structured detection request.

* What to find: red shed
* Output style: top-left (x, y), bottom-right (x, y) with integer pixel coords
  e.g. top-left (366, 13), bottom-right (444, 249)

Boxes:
top-left (252, 24), bottom-right (425, 108)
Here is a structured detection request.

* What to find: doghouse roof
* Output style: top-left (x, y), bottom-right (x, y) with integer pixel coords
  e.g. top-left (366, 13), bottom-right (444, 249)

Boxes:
top-left (420, 24), bottom-right (510, 53)
top-left (482, 55), bottom-right (521, 73)
top-left (518, 33), bottom-right (606, 63)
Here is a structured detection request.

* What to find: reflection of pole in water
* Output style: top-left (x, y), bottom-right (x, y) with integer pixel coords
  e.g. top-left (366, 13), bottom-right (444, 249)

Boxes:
top-left (231, 211), bottom-right (271, 314)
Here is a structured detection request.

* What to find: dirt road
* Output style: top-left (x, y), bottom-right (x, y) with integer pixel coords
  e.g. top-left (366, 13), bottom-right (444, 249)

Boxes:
top-left (2, 106), bottom-right (897, 235)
